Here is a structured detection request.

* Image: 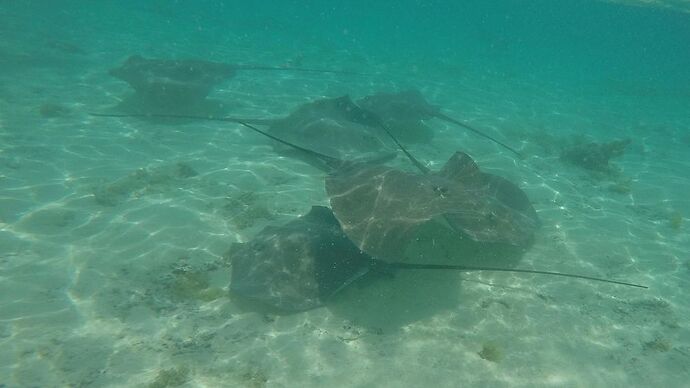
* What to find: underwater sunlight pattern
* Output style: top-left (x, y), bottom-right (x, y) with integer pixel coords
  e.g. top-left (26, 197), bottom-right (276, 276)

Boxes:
top-left (1, 1), bottom-right (689, 387)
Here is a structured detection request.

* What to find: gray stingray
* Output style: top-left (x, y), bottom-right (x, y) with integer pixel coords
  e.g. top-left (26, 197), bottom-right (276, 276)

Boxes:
top-left (263, 95), bottom-right (391, 158)
top-left (227, 92), bottom-right (522, 158)
top-left (357, 89), bottom-right (523, 157)
top-left (110, 55), bottom-right (237, 105)
top-left (96, 95), bottom-right (394, 159)
top-left (219, 95), bottom-right (393, 159)
top-left (230, 205), bottom-right (644, 312)
top-left (235, 91), bottom-right (521, 158)
top-left (109, 55), bottom-right (363, 114)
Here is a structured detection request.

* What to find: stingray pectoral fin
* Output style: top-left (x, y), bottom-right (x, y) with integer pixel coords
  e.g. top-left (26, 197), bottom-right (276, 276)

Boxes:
top-left (329, 266), bottom-right (372, 297)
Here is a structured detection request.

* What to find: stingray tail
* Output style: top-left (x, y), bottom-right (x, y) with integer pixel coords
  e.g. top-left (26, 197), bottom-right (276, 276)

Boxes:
top-left (89, 112), bottom-right (342, 171)
top-left (89, 112), bottom-right (276, 125)
top-left (234, 120), bottom-right (344, 170)
top-left (388, 262), bottom-right (647, 289)
top-left (435, 112), bottom-right (523, 158)
top-left (353, 103), bottom-right (431, 174)
top-left (233, 65), bottom-right (370, 76)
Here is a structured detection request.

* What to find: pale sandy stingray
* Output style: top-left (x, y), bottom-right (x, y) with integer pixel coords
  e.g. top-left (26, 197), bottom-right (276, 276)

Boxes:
top-left (325, 151), bottom-right (539, 260)
top-left (230, 206), bottom-right (645, 312)
top-left (357, 89), bottom-right (523, 156)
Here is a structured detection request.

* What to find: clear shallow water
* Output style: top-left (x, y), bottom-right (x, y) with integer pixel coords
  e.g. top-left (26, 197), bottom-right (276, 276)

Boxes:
top-left (1, 1), bottom-right (689, 387)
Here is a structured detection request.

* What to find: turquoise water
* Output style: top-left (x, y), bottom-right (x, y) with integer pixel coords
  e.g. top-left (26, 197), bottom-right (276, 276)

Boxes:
top-left (1, 1), bottom-right (689, 387)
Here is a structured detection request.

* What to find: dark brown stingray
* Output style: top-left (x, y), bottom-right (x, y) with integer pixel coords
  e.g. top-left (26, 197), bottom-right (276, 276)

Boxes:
top-left (357, 89), bottom-right (523, 157)
top-left (230, 206), bottom-right (644, 312)
top-left (229, 205), bottom-right (372, 311)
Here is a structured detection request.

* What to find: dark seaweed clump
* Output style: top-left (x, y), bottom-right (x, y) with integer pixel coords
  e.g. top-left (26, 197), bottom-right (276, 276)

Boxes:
top-left (560, 138), bottom-right (631, 172)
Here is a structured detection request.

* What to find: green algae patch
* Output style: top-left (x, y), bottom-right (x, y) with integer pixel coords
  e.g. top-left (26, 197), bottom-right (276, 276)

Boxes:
top-left (148, 366), bottom-right (189, 388)
top-left (643, 337), bottom-right (672, 353)
top-left (169, 270), bottom-right (223, 302)
top-left (478, 342), bottom-right (503, 362)
top-left (608, 178), bottom-right (633, 194)
top-left (668, 211), bottom-right (683, 230)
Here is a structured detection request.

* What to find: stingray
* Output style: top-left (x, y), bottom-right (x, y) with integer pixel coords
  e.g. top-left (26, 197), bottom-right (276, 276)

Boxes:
top-left (229, 92), bottom-right (522, 159)
top-left (175, 95), bottom-right (397, 159)
top-left (325, 150), bottom-right (540, 259)
top-left (357, 89), bottom-right (523, 157)
top-left (261, 95), bottom-right (394, 159)
top-left (229, 205), bottom-right (373, 311)
top-left (230, 205), bottom-right (645, 312)
top-left (96, 95), bottom-right (396, 159)
top-left (109, 55), bottom-right (236, 105)
top-left (109, 55), bottom-right (363, 115)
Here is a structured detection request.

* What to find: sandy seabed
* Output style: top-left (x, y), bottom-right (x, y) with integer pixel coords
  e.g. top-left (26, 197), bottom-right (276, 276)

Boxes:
top-left (1, 5), bottom-right (689, 388)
